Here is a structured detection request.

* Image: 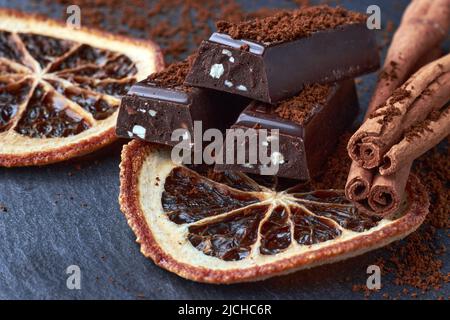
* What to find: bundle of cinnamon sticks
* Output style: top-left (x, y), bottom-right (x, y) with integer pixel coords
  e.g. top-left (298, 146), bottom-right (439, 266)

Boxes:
top-left (345, 0), bottom-right (450, 217)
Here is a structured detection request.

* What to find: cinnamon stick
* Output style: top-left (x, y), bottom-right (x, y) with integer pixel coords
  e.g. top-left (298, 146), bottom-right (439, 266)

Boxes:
top-left (347, 54), bottom-right (450, 169)
top-left (401, 71), bottom-right (450, 128)
top-left (366, 0), bottom-right (450, 119)
top-left (380, 108), bottom-right (450, 175)
top-left (345, 0), bottom-right (450, 213)
top-left (367, 163), bottom-right (412, 217)
top-left (345, 162), bottom-right (373, 202)
top-left (344, 50), bottom-right (443, 203)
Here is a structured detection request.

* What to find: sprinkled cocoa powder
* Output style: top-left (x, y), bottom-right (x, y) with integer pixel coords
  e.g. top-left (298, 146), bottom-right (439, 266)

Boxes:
top-left (388, 87), bottom-right (412, 105)
top-left (144, 56), bottom-right (196, 91)
top-left (405, 108), bottom-right (449, 142)
top-left (370, 87), bottom-right (411, 119)
top-left (414, 141), bottom-right (449, 230)
top-left (381, 142), bottom-right (450, 298)
top-left (275, 84), bottom-right (331, 125)
top-left (369, 88), bottom-right (411, 126)
top-left (312, 132), bottom-right (353, 189)
top-left (380, 60), bottom-right (399, 83)
top-left (45, 0), bottom-right (282, 62)
top-left (216, 6), bottom-right (366, 44)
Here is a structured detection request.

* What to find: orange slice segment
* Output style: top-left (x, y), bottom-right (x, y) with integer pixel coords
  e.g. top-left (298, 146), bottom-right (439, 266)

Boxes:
top-left (0, 9), bottom-right (163, 166)
top-left (119, 140), bottom-right (429, 284)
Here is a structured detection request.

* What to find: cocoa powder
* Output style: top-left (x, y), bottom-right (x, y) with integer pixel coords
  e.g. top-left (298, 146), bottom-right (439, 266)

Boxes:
top-left (216, 5), bottom-right (366, 44)
top-left (275, 84), bottom-right (331, 125)
top-left (144, 55), bottom-right (196, 90)
top-left (46, 0), bottom-right (280, 62)
top-left (405, 108), bottom-right (449, 142)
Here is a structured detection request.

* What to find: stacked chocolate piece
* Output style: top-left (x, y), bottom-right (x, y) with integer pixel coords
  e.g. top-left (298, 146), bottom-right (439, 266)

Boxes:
top-left (117, 6), bottom-right (380, 180)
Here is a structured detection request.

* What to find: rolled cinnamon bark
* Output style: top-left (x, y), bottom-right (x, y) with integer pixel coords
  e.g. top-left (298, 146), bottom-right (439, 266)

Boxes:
top-left (345, 0), bottom-right (450, 210)
top-left (402, 71), bottom-right (450, 127)
top-left (345, 162), bottom-right (373, 201)
top-left (347, 54), bottom-right (450, 169)
top-left (381, 108), bottom-right (450, 175)
top-left (366, 0), bottom-right (450, 119)
top-left (367, 163), bottom-right (412, 217)
top-left (344, 50), bottom-right (443, 203)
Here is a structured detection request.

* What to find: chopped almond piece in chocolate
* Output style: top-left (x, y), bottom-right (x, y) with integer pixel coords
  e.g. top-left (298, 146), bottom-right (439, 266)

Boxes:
top-left (214, 80), bottom-right (358, 180)
top-left (116, 59), bottom-right (248, 146)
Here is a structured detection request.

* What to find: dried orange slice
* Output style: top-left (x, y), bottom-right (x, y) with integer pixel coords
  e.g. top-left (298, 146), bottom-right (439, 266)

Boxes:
top-left (0, 9), bottom-right (163, 166)
top-left (119, 140), bottom-right (429, 284)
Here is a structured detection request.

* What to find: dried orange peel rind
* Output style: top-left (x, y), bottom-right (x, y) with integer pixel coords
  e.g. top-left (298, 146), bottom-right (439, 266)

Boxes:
top-left (0, 9), bottom-right (163, 166)
top-left (119, 140), bottom-right (429, 284)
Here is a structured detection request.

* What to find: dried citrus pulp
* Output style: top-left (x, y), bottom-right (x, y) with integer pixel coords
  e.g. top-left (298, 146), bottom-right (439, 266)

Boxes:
top-left (0, 9), bottom-right (162, 166)
top-left (120, 140), bottom-right (429, 284)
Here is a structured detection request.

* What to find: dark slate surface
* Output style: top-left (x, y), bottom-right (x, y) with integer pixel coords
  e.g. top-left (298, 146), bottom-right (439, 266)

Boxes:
top-left (0, 0), bottom-right (448, 300)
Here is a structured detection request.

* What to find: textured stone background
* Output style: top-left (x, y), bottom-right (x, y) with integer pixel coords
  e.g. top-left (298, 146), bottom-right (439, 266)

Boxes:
top-left (0, 0), bottom-right (448, 299)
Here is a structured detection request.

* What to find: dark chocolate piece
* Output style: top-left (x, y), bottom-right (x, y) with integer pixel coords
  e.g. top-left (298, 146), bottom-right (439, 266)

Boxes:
top-left (185, 24), bottom-right (379, 103)
top-left (116, 81), bottom-right (248, 146)
top-left (214, 79), bottom-right (358, 180)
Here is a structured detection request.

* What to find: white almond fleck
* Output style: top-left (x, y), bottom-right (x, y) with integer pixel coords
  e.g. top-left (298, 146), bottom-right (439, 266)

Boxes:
top-left (229, 57), bottom-right (235, 63)
top-left (237, 85), bottom-right (248, 92)
top-left (138, 108), bottom-right (146, 113)
top-left (132, 125), bottom-right (146, 139)
top-left (127, 131), bottom-right (133, 138)
top-left (271, 152), bottom-right (285, 165)
top-left (149, 109), bottom-right (157, 117)
top-left (224, 80), bottom-right (233, 88)
top-left (222, 49), bottom-right (232, 57)
top-left (242, 163), bottom-right (254, 168)
top-left (209, 64), bottom-right (224, 79)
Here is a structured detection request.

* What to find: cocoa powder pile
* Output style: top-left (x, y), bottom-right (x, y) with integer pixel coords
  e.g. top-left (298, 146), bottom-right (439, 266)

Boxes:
top-left (275, 84), bottom-right (331, 125)
top-left (216, 5), bottom-right (366, 44)
top-left (144, 56), bottom-right (195, 90)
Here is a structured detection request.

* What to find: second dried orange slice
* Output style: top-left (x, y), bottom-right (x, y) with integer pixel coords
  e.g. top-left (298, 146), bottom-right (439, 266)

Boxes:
top-left (0, 9), bottom-right (163, 166)
top-left (120, 140), bottom-right (429, 284)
